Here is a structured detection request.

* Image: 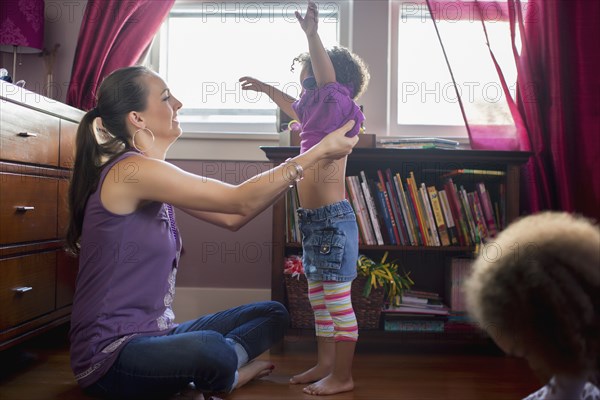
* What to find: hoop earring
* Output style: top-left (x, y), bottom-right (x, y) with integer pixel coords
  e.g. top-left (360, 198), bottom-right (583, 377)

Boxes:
top-left (132, 127), bottom-right (155, 154)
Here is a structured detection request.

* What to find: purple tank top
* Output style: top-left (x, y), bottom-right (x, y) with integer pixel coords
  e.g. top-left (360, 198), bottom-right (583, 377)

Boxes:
top-left (69, 151), bottom-right (182, 388)
top-left (292, 77), bottom-right (365, 153)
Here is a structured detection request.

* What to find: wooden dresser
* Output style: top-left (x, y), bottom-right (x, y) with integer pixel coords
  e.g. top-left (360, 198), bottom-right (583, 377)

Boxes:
top-left (0, 81), bottom-right (84, 350)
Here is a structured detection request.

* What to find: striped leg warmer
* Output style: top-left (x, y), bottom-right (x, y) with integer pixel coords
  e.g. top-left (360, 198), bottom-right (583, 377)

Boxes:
top-left (307, 279), bottom-right (335, 338)
top-left (323, 280), bottom-right (359, 342)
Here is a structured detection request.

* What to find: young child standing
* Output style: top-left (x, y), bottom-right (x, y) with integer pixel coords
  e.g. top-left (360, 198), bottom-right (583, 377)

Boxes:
top-left (240, 1), bottom-right (369, 396)
top-left (465, 212), bottom-right (600, 400)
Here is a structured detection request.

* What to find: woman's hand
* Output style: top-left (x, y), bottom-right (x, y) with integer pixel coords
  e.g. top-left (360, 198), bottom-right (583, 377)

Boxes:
top-left (315, 120), bottom-right (359, 160)
top-left (239, 76), bottom-right (268, 94)
top-left (295, 1), bottom-right (318, 37)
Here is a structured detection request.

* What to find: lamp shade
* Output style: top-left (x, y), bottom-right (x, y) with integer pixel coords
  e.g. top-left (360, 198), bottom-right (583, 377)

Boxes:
top-left (0, 0), bottom-right (45, 53)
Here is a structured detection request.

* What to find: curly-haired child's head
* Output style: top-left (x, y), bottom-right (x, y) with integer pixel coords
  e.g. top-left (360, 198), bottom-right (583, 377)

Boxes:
top-left (291, 46), bottom-right (370, 100)
top-left (465, 212), bottom-right (600, 377)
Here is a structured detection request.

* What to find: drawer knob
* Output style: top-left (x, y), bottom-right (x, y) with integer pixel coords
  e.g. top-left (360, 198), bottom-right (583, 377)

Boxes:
top-left (15, 206), bottom-right (35, 212)
top-left (17, 132), bottom-right (38, 137)
top-left (13, 286), bottom-right (33, 294)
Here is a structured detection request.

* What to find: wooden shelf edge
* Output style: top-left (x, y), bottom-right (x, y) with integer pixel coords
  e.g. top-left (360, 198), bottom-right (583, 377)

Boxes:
top-left (284, 242), bottom-right (475, 253)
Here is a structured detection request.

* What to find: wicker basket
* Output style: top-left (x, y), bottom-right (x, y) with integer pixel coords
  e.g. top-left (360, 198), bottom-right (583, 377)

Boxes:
top-left (284, 274), bottom-right (385, 330)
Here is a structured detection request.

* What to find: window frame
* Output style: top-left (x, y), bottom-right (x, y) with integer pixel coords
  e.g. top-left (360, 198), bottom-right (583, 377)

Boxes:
top-left (149, 0), bottom-right (350, 136)
top-left (389, 0), bottom-right (468, 138)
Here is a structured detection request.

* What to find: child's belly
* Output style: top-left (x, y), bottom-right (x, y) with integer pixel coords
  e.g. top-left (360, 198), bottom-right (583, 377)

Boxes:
top-left (297, 158), bottom-right (347, 210)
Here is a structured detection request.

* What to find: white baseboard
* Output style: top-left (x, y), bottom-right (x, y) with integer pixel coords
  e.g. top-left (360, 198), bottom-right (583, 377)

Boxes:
top-left (173, 286), bottom-right (272, 323)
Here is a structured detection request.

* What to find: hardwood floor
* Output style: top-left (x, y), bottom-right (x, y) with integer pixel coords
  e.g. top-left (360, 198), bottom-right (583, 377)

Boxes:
top-left (0, 325), bottom-right (541, 400)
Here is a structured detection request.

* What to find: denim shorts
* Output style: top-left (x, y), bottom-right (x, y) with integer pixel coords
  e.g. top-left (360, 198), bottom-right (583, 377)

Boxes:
top-left (298, 200), bottom-right (359, 282)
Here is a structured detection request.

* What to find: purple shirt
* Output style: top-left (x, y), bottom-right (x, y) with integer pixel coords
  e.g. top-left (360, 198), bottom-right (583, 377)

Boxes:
top-left (69, 151), bottom-right (182, 388)
top-left (292, 77), bottom-right (365, 153)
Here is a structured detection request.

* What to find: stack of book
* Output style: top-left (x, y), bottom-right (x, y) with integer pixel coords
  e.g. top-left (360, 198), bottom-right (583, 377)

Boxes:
top-left (378, 137), bottom-right (461, 150)
top-left (382, 290), bottom-right (449, 332)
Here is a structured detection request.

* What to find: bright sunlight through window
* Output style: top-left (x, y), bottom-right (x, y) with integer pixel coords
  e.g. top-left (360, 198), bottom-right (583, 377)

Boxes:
top-left (159, 2), bottom-right (339, 133)
top-left (395, 2), bottom-right (521, 130)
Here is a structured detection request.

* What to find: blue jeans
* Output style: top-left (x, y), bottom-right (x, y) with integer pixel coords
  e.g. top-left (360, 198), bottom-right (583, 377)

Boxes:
top-left (298, 200), bottom-right (359, 282)
top-left (85, 301), bottom-right (288, 399)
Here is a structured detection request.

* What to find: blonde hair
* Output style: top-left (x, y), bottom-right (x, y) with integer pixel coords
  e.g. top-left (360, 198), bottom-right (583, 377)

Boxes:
top-left (465, 212), bottom-right (600, 376)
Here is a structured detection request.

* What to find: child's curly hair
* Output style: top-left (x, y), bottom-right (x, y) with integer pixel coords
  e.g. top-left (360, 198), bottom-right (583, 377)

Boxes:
top-left (465, 212), bottom-right (600, 378)
top-left (291, 46), bottom-right (370, 100)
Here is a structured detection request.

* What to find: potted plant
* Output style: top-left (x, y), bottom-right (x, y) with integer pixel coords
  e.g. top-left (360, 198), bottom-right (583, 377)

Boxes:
top-left (357, 252), bottom-right (414, 306)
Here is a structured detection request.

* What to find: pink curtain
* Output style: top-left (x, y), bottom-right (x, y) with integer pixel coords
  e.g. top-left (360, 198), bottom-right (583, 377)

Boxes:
top-left (426, 0), bottom-right (530, 151)
top-left (66, 0), bottom-right (174, 110)
top-left (428, 0), bottom-right (599, 220)
top-left (511, 0), bottom-right (600, 220)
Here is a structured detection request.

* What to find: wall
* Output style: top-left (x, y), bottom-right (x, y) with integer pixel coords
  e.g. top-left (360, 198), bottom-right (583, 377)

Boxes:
top-left (170, 159), bottom-right (276, 320)
top-left (0, 1), bottom-right (87, 103)
top-left (171, 160), bottom-right (275, 289)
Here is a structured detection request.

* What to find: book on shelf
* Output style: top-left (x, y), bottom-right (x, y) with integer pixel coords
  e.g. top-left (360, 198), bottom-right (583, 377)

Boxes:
top-left (440, 169), bottom-right (505, 178)
top-left (444, 180), bottom-right (471, 246)
top-left (377, 169), bottom-right (405, 245)
top-left (403, 289), bottom-right (441, 299)
top-left (392, 172), bottom-right (418, 246)
top-left (383, 318), bottom-right (445, 332)
top-left (401, 177), bottom-right (424, 245)
top-left (401, 295), bottom-right (445, 307)
top-left (346, 176), bottom-right (373, 245)
top-left (384, 169), bottom-right (410, 246)
top-left (476, 182), bottom-right (498, 237)
top-left (373, 180), bottom-right (397, 245)
top-left (469, 192), bottom-right (489, 240)
top-left (407, 172), bottom-right (431, 245)
top-left (438, 190), bottom-right (459, 245)
top-left (444, 313), bottom-right (482, 334)
top-left (427, 186), bottom-right (451, 246)
top-left (384, 303), bottom-right (450, 316)
top-left (459, 186), bottom-right (480, 244)
top-left (285, 186), bottom-right (301, 243)
top-left (378, 137), bottom-right (460, 150)
top-left (360, 171), bottom-right (385, 245)
top-left (419, 183), bottom-right (441, 246)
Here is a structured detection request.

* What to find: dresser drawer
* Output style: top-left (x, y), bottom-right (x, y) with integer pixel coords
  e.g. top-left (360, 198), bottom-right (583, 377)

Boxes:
top-left (59, 120), bottom-right (77, 169)
top-left (0, 174), bottom-right (58, 244)
top-left (0, 252), bottom-right (57, 330)
top-left (0, 101), bottom-right (60, 166)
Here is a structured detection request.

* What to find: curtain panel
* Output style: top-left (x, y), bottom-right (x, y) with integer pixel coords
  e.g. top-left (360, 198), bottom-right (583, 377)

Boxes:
top-left (511, 0), bottom-right (600, 219)
top-left (426, 0), bottom-right (599, 219)
top-left (67, 0), bottom-right (175, 110)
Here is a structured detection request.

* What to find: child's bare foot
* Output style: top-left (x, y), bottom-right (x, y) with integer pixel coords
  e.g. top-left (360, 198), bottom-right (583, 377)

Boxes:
top-left (302, 374), bottom-right (354, 396)
top-left (235, 360), bottom-right (275, 389)
top-left (289, 364), bottom-right (333, 384)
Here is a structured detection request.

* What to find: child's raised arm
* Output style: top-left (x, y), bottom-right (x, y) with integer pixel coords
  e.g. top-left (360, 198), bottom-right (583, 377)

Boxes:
top-left (295, 1), bottom-right (336, 86)
top-left (239, 76), bottom-right (299, 120)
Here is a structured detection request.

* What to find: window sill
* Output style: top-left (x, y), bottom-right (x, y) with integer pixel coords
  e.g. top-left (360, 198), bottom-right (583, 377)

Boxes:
top-left (168, 130), bottom-right (280, 161)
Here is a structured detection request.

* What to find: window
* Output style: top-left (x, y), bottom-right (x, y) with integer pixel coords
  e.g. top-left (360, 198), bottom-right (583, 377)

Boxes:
top-left (389, 0), bottom-right (524, 137)
top-left (155, 1), bottom-right (345, 134)
top-left (152, 1), bottom-right (526, 140)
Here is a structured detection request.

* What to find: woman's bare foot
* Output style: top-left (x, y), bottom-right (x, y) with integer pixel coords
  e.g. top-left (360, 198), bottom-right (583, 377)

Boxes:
top-left (289, 364), bottom-right (333, 384)
top-left (302, 374), bottom-right (354, 396)
top-left (235, 360), bottom-right (275, 389)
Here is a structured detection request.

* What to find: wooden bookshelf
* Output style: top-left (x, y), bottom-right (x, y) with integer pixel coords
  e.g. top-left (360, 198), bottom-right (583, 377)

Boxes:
top-left (262, 147), bottom-right (530, 350)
